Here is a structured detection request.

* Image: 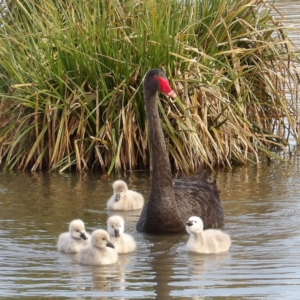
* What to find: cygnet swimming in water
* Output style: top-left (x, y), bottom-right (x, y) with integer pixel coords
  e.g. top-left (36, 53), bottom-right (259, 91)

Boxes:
top-left (107, 215), bottom-right (137, 253)
top-left (186, 216), bottom-right (231, 254)
top-left (107, 180), bottom-right (144, 211)
top-left (77, 229), bottom-right (118, 265)
top-left (57, 219), bottom-right (90, 253)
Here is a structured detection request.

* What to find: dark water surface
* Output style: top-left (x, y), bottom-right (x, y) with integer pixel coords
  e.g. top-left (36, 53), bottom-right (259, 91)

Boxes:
top-left (1, 146), bottom-right (300, 299)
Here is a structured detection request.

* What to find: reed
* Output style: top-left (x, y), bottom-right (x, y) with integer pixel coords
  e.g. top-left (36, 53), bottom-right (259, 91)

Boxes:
top-left (0, 0), bottom-right (299, 173)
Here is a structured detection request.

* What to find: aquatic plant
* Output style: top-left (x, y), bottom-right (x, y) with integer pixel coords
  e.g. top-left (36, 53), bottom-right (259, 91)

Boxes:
top-left (0, 0), bottom-right (299, 173)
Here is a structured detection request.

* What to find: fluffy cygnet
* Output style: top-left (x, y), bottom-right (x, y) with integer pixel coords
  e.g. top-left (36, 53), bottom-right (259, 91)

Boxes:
top-left (107, 180), bottom-right (144, 210)
top-left (57, 219), bottom-right (90, 253)
top-left (107, 215), bottom-right (137, 253)
top-left (186, 216), bottom-right (231, 254)
top-left (77, 229), bottom-right (118, 265)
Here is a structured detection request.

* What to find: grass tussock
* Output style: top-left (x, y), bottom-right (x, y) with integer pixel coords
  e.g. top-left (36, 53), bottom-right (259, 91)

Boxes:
top-left (0, 0), bottom-right (299, 173)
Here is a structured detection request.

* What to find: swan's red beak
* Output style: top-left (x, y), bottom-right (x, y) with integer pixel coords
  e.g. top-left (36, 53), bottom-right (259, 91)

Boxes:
top-left (158, 77), bottom-right (177, 99)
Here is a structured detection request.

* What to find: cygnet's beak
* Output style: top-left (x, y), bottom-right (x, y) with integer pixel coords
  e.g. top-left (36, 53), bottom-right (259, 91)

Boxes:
top-left (186, 221), bottom-right (193, 227)
top-left (114, 229), bottom-right (120, 238)
top-left (80, 232), bottom-right (88, 240)
top-left (106, 241), bottom-right (115, 249)
top-left (115, 193), bottom-right (121, 202)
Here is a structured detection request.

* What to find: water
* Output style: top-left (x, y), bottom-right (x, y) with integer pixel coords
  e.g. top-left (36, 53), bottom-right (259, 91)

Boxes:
top-left (273, 0), bottom-right (300, 48)
top-left (1, 145), bottom-right (300, 299)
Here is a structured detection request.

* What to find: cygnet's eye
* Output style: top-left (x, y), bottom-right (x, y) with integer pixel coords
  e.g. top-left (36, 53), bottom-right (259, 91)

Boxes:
top-left (76, 229), bottom-right (79, 232)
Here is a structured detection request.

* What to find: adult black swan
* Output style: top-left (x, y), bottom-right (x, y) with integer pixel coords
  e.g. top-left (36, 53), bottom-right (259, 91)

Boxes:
top-left (136, 69), bottom-right (224, 234)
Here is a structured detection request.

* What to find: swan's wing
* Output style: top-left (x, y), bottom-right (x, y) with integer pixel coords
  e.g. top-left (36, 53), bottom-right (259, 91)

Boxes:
top-left (174, 177), bottom-right (224, 229)
top-left (177, 166), bottom-right (207, 180)
top-left (175, 166), bottom-right (220, 195)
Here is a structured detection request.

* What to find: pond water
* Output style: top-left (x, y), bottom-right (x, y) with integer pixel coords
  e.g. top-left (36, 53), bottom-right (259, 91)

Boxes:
top-left (273, 0), bottom-right (300, 47)
top-left (1, 145), bottom-right (300, 299)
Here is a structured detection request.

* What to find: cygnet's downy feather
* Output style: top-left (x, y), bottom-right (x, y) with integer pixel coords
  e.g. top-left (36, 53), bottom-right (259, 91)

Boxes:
top-left (107, 215), bottom-right (137, 253)
top-left (77, 229), bottom-right (118, 265)
top-left (186, 216), bottom-right (231, 254)
top-left (57, 219), bottom-right (90, 253)
top-left (107, 180), bottom-right (144, 211)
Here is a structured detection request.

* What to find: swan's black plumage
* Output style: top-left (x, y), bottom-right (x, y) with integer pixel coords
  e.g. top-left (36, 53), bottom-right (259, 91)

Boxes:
top-left (136, 69), bottom-right (224, 233)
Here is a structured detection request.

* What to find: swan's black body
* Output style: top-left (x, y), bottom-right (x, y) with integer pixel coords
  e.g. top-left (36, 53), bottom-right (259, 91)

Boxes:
top-left (136, 69), bottom-right (224, 234)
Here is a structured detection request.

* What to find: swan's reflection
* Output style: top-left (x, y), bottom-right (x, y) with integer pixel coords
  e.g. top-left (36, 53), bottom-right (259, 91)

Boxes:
top-left (187, 250), bottom-right (231, 275)
top-left (145, 233), bottom-right (232, 299)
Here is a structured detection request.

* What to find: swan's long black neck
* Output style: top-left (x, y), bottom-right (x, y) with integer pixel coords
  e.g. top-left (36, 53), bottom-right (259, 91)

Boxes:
top-left (136, 80), bottom-right (184, 233)
top-left (144, 89), bottom-right (174, 202)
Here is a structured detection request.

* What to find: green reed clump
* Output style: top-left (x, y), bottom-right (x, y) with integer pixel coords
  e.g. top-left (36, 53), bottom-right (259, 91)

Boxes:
top-left (0, 0), bottom-right (299, 173)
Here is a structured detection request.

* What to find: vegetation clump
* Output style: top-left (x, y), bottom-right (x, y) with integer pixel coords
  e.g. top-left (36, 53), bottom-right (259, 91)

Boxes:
top-left (0, 0), bottom-right (299, 173)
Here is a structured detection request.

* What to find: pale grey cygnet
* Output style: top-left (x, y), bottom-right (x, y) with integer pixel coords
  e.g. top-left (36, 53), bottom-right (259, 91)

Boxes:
top-left (57, 219), bottom-right (90, 253)
top-left (77, 229), bottom-right (118, 265)
top-left (107, 180), bottom-right (144, 211)
top-left (107, 215), bottom-right (137, 253)
top-left (186, 216), bottom-right (231, 254)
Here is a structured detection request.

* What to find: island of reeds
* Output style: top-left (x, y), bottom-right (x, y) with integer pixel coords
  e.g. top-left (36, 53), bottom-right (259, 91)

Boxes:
top-left (0, 0), bottom-right (299, 173)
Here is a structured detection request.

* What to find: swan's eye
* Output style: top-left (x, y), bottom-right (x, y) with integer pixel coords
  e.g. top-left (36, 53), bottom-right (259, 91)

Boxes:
top-left (153, 75), bottom-right (158, 80)
top-left (76, 229), bottom-right (79, 232)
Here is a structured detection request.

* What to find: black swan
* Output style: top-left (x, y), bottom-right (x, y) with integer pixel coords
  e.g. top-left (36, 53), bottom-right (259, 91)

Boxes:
top-left (136, 69), bottom-right (224, 234)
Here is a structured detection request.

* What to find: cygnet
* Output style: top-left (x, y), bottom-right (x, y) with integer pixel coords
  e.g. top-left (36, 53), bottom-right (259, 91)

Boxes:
top-left (186, 216), bottom-right (231, 254)
top-left (57, 219), bottom-right (90, 253)
top-left (77, 229), bottom-right (118, 265)
top-left (107, 215), bottom-right (137, 253)
top-left (107, 180), bottom-right (144, 210)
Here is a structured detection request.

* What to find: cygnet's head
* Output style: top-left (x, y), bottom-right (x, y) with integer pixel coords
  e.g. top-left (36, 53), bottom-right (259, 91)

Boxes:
top-left (69, 219), bottom-right (88, 240)
top-left (186, 216), bottom-right (204, 234)
top-left (91, 229), bottom-right (115, 249)
top-left (107, 215), bottom-right (125, 238)
top-left (112, 180), bottom-right (128, 202)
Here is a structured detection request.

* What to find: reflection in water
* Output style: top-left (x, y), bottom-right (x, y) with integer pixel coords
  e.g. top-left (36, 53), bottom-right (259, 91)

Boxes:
top-left (1, 147), bottom-right (300, 298)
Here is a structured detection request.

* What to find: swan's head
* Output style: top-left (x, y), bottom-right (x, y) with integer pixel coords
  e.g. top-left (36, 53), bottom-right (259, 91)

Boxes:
top-left (91, 229), bottom-right (115, 249)
top-left (186, 216), bottom-right (204, 234)
top-left (69, 219), bottom-right (88, 240)
top-left (107, 215), bottom-right (125, 238)
top-left (144, 69), bottom-right (177, 99)
top-left (112, 180), bottom-right (128, 202)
